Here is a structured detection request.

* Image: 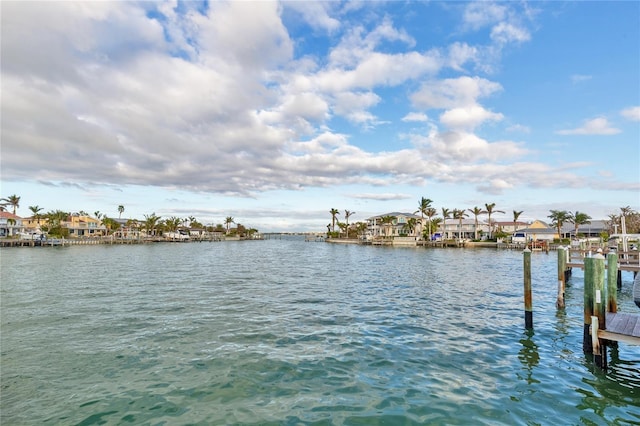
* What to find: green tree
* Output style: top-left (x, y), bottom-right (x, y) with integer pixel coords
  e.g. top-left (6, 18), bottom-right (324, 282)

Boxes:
top-left (512, 210), bottom-right (524, 235)
top-left (441, 208), bottom-right (451, 239)
top-left (102, 217), bottom-right (119, 235)
top-left (569, 211), bottom-right (591, 239)
top-left (29, 205), bottom-right (43, 221)
top-left (404, 217), bottom-right (418, 236)
top-left (424, 217), bottom-right (443, 240)
top-left (425, 207), bottom-right (437, 241)
top-left (355, 222), bottom-right (368, 239)
top-left (225, 216), bottom-right (235, 234)
top-left (2, 194), bottom-right (20, 214)
top-left (453, 209), bottom-right (468, 240)
top-left (164, 217), bottom-right (182, 232)
top-left (337, 221), bottom-right (348, 237)
top-left (468, 206), bottom-right (486, 240)
top-left (415, 197), bottom-right (433, 239)
top-left (484, 203), bottom-right (504, 240)
top-left (44, 210), bottom-right (69, 237)
top-left (330, 208), bottom-right (340, 233)
top-left (548, 210), bottom-right (571, 239)
top-left (143, 213), bottom-right (161, 236)
top-left (118, 205), bottom-right (125, 219)
top-left (344, 210), bottom-right (355, 238)
top-left (380, 215), bottom-right (395, 237)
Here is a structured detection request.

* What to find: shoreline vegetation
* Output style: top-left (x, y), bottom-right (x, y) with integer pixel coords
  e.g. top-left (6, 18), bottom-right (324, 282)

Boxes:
top-left (0, 194), bottom-right (638, 249)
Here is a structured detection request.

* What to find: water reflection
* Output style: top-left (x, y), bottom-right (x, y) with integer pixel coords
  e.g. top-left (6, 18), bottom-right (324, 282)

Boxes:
top-left (518, 329), bottom-right (540, 385)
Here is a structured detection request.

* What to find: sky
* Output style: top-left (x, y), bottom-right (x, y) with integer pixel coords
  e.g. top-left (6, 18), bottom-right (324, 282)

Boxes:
top-left (1, 1), bottom-right (639, 232)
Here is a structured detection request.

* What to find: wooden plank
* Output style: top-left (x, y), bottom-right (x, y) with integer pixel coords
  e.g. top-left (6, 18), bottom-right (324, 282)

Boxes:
top-left (566, 262), bottom-right (639, 272)
top-left (623, 316), bottom-right (638, 336)
top-left (598, 330), bottom-right (640, 345)
top-left (606, 312), bottom-right (624, 331)
top-left (605, 312), bottom-right (640, 337)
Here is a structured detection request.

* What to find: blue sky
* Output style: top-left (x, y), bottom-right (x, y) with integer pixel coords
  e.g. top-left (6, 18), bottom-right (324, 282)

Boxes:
top-left (1, 1), bottom-right (639, 231)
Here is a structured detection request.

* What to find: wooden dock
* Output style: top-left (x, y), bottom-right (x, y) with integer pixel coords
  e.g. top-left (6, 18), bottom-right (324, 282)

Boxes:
top-left (566, 249), bottom-right (640, 273)
top-left (598, 312), bottom-right (640, 345)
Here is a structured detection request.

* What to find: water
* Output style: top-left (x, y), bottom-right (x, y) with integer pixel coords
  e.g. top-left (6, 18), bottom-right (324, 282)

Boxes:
top-left (1, 237), bottom-right (639, 425)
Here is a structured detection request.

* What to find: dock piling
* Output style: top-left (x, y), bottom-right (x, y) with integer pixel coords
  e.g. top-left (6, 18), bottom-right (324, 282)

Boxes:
top-left (607, 252), bottom-right (618, 314)
top-left (583, 256), bottom-right (595, 353)
top-left (592, 254), bottom-right (607, 368)
top-left (557, 246), bottom-right (566, 309)
top-left (523, 248), bottom-right (533, 329)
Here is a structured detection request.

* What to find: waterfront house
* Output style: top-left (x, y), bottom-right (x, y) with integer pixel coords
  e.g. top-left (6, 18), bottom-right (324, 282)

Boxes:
top-left (65, 213), bottom-right (106, 238)
top-left (512, 220), bottom-right (557, 243)
top-left (366, 212), bottom-right (422, 239)
top-left (442, 218), bottom-right (484, 240)
top-left (0, 212), bottom-right (23, 237)
top-left (560, 220), bottom-right (608, 239)
top-left (492, 220), bottom-right (529, 234)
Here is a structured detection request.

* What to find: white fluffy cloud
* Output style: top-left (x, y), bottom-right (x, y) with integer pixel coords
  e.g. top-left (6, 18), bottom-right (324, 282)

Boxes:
top-left (1, 0), bottom-right (633, 206)
top-left (621, 106), bottom-right (640, 121)
top-left (411, 76), bottom-right (503, 109)
top-left (556, 117), bottom-right (621, 135)
top-left (439, 106), bottom-right (504, 130)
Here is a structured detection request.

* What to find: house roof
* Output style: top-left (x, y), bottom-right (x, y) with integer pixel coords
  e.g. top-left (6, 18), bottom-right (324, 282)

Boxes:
top-left (0, 211), bottom-right (22, 220)
top-left (367, 212), bottom-right (421, 220)
top-left (518, 227), bottom-right (557, 234)
top-left (560, 220), bottom-right (608, 233)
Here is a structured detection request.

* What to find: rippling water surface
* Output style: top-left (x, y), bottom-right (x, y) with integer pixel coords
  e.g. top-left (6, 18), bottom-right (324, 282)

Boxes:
top-left (2, 237), bottom-right (640, 425)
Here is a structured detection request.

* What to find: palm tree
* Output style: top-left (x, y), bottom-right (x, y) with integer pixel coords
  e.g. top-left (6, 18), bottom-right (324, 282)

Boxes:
top-left (94, 211), bottom-right (103, 220)
top-left (355, 222), bottom-right (368, 239)
top-left (484, 203), bottom-right (505, 240)
top-left (468, 206), bottom-right (486, 240)
top-left (453, 209), bottom-right (468, 241)
top-left (512, 210), bottom-right (524, 235)
top-left (415, 197), bottom-right (433, 239)
top-left (441, 208), bottom-right (451, 239)
top-left (548, 210), bottom-right (571, 240)
top-left (330, 208), bottom-right (340, 233)
top-left (344, 210), bottom-right (355, 238)
top-left (429, 217), bottom-right (443, 240)
top-left (225, 216), bottom-right (235, 234)
top-left (164, 216), bottom-right (182, 232)
top-left (29, 205), bottom-right (43, 221)
top-left (102, 217), bottom-right (119, 235)
top-left (569, 211), bottom-right (591, 239)
top-left (337, 222), bottom-right (348, 237)
top-left (405, 217), bottom-right (418, 236)
top-left (425, 207), bottom-right (437, 241)
top-left (143, 213), bottom-right (161, 236)
top-left (44, 210), bottom-right (69, 237)
top-left (2, 194), bottom-right (20, 214)
top-left (118, 205), bottom-right (125, 219)
top-left (380, 215), bottom-right (395, 237)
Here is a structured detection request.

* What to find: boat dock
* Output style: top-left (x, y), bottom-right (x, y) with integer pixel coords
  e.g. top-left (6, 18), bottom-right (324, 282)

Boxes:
top-left (566, 249), bottom-right (640, 274)
top-left (599, 312), bottom-right (640, 345)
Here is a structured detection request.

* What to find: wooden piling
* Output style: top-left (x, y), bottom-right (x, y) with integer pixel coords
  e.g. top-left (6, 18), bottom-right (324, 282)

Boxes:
top-left (523, 248), bottom-right (533, 329)
top-left (583, 256), bottom-right (595, 353)
top-left (607, 252), bottom-right (618, 314)
top-left (557, 246), bottom-right (566, 309)
top-left (592, 254), bottom-right (607, 368)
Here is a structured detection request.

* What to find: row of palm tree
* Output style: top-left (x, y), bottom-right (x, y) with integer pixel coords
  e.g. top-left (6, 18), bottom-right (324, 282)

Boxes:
top-left (330, 198), bottom-right (639, 241)
top-left (1, 194), bottom-right (252, 238)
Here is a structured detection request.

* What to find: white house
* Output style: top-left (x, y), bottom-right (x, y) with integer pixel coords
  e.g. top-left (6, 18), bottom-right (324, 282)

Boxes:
top-left (366, 212), bottom-right (422, 239)
top-left (0, 212), bottom-right (23, 237)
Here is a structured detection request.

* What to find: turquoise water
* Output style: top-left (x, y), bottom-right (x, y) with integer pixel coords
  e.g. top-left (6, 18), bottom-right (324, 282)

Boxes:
top-left (1, 237), bottom-right (639, 425)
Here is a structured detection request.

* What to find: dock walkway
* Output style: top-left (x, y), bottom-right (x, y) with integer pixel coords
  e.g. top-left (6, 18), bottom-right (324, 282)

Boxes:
top-left (567, 249), bottom-right (639, 273)
top-left (599, 312), bottom-right (640, 345)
